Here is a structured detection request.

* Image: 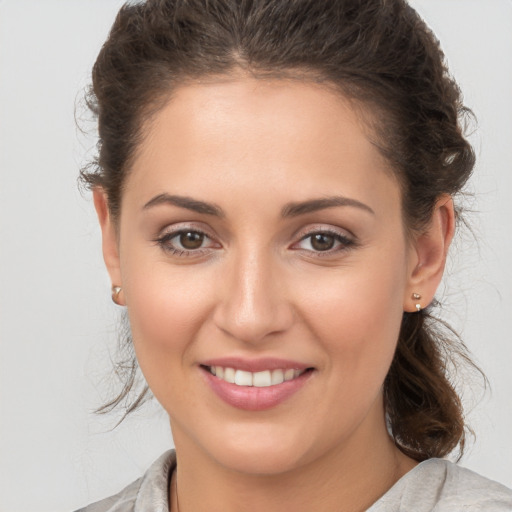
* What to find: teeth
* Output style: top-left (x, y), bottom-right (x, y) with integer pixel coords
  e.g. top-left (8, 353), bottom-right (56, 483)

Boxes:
top-left (223, 367), bottom-right (236, 384)
top-left (253, 370), bottom-right (271, 387)
top-left (209, 366), bottom-right (306, 388)
top-left (271, 369), bottom-right (284, 385)
top-left (235, 370), bottom-right (253, 386)
top-left (284, 369), bottom-right (295, 381)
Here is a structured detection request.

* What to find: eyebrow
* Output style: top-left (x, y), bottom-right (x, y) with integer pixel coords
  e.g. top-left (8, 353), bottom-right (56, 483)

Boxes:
top-left (143, 193), bottom-right (374, 218)
top-left (143, 193), bottom-right (225, 217)
top-left (281, 196), bottom-right (375, 217)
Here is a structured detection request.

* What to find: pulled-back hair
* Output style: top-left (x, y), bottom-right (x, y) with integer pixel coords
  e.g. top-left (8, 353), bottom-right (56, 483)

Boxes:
top-left (81, 0), bottom-right (479, 461)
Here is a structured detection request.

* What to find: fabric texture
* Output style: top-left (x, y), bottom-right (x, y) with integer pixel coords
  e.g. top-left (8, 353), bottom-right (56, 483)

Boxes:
top-left (75, 450), bottom-right (512, 511)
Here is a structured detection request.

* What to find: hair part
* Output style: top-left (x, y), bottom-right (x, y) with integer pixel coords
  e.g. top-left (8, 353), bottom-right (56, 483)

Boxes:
top-left (81, 0), bottom-right (482, 461)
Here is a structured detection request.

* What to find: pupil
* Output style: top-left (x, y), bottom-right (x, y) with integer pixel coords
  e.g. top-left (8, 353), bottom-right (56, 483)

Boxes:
top-left (311, 233), bottom-right (334, 251)
top-left (180, 232), bottom-right (204, 249)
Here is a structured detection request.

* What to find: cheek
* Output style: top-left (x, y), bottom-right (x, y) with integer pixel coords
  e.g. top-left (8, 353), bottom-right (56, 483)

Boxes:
top-left (294, 255), bottom-right (407, 376)
top-left (121, 254), bottom-right (215, 389)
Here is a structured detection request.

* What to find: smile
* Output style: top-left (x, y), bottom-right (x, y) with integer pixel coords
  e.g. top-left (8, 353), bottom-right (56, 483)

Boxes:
top-left (205, 366), bottom-right (308, 387)
top-left (200, 359), bottom-right (315, 411)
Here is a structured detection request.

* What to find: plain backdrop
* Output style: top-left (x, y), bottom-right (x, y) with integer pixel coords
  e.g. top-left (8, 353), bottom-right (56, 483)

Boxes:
top-left (0, 1), bottom-right (511, 511)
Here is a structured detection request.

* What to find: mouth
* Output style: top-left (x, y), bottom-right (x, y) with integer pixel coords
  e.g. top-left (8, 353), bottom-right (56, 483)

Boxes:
top-left (199, 359), bottom-right (315, 411)
top-left (201, 365), bottom-right (313, 388)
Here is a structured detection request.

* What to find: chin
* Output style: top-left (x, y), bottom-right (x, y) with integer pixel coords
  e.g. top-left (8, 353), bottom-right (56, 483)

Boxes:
top-left (212, 444), bottom-right (307, 476)
top-left (196, 421), bottom-right (320, 476)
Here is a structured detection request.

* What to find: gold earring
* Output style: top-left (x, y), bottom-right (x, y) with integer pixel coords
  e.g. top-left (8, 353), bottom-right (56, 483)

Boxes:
top-left (111, 286), bottom-right (124, 306)
top-left (412, 293), bottom-right (422, 312)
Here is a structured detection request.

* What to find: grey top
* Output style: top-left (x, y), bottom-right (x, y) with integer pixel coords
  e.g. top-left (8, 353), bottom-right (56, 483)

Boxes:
top-left (76, 450), bottom-right (512, 511)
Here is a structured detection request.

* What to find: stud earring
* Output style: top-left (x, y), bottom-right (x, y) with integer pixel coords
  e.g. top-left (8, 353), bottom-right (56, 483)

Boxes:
top-left (111, 285), bottom-right (124, 306)
top-left (412, 293), bottom-right (422, 312)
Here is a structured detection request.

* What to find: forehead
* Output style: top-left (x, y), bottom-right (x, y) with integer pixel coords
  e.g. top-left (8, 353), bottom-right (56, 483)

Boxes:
top-left (140, 77), bottom-right (377, 159)
top-left (125, 77), bottom-right (400, 214)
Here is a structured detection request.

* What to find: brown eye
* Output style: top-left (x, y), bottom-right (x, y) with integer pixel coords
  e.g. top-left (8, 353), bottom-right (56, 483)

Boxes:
top-left (310, 233), bottom-right (335, 251)
top-left (293, 229), bottom-right (354, 255)
top-left (155, 227), bottom-right (220, 257)
top-left (179, 231), bottom-right (205, 249)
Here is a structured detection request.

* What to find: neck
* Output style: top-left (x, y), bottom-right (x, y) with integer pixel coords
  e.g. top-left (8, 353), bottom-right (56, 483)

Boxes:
top-left (170, 406), bottom-right (416, 512)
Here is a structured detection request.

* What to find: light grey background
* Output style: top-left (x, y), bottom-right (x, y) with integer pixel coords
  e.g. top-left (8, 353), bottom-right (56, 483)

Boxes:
top-left (0, 1), bottom-right (511, 511)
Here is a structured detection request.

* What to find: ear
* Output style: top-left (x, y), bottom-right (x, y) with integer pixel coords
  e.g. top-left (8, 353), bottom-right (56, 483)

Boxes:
top-left (93, 188), bottom-right (125, 306)
top-left (404, 195), bottom-right (455, 312)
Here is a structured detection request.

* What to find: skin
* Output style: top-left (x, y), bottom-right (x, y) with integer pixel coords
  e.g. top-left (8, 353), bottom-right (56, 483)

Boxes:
top-left (95, 76), bottom-right (455, 512)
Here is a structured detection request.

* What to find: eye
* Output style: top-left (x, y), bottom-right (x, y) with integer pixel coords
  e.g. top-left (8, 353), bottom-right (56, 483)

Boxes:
top-left (176, 231), bottom-right (206, 250)
top-left (306, 233), bottom-right (337, 251)
top-left (293, 229), bottom-right (354, 254)
top-left (154, 228), bottom-right (219, 256)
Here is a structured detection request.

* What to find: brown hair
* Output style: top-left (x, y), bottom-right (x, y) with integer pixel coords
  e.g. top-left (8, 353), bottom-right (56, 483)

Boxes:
top-left (81, 0), bottom-right (480, 461)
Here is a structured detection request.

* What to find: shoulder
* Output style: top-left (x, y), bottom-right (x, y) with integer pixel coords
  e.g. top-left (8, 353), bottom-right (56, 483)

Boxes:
top-left (431, 459), bottom-right (512, 510)
top-left (74, 450), bottom-right (176, 512)
top-left (369, 458), bottom-right (512, 511)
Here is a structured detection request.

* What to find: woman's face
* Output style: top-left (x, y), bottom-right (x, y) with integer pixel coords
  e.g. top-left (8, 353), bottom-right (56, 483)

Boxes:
top-left (99, 77), bottom-right (431, 475)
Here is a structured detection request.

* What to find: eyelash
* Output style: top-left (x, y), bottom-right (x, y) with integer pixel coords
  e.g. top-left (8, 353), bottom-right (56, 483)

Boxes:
top-left (292, 229), bottom-right (356, 256)
top-left (153, 229), bottom-right (217, 257)
top-left (153, 227), bottom-right (356, 258)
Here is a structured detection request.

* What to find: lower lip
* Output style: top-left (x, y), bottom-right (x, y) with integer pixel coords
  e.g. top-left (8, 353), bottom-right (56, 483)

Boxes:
top-left (202, 368), bottom-right (313, 411)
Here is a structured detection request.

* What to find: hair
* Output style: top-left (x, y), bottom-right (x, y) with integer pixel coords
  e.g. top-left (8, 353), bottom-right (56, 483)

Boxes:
top-left (80, 0), bottom-right (481, 461)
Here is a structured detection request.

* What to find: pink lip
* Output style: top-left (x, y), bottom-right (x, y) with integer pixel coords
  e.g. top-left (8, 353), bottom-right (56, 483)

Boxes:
top-left (200, 361), bottom-right (314, 411)
top-left (200, 357), bottom-right (310, 373)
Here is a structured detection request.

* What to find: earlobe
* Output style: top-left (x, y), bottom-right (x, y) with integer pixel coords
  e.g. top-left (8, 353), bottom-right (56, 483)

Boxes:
top-left (93, 188), bottom-right (124, 303)
top-left (404, 195), bottom-right (455, 313)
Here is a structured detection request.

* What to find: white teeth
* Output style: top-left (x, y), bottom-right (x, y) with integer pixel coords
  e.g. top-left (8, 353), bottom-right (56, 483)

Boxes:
top-left (253, 370), bottom-right (271, 387)
top-left (223, 367), bottom-right (236, 384)
top-left (208, 366), bottom-right (307, 387)
top-left (235, 370), bottom-right (253, 386)
top-left (284, 369), bottom-right (295, 381)
top-left (271, 369), bottom-right (284, 385)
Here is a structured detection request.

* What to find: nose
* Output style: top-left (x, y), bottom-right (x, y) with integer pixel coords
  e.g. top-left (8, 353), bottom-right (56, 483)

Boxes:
top-left (212, 248), bottom-right (294, 344)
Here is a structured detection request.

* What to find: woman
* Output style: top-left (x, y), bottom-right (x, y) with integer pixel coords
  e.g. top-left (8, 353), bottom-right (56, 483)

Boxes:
top-left (76, 0), bottom-right (512, 510)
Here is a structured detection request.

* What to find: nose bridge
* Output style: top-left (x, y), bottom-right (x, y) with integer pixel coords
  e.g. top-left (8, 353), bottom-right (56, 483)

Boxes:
top-left (214, 242), bottom-right (292, 343)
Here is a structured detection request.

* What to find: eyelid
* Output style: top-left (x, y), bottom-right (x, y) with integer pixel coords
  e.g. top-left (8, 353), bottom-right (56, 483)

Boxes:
top-left (155, 221), bottom-right (218, 240)
top-left (291, 223), bottom-right (355, 243)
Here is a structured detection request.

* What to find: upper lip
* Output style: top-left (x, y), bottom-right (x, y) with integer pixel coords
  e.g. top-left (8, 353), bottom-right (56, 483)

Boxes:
top-left (200, 357), bottom-right (312, 373)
